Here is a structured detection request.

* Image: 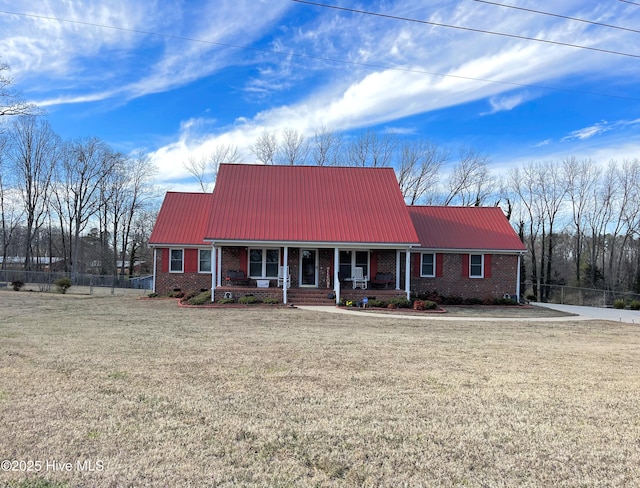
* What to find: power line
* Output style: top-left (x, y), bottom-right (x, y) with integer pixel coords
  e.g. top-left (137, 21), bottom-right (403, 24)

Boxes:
top-left (2, 8), bottom-right (640, 103)
top-left (472, 0), bottom-right (640, 35)
top-left (618, 0), bottom-right (640, 6)
top-left (292, 0), bottom-right (640, 60)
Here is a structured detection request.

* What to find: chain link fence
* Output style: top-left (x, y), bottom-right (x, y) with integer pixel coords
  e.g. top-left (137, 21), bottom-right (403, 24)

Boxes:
top-left (535, 284), bottom-right (640, 308)
top-left (0, 269), bottom-right (153, 291)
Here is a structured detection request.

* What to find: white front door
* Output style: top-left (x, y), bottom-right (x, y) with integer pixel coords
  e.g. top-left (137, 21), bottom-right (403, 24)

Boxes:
top-left (300, 249), bottom-right (318, 286)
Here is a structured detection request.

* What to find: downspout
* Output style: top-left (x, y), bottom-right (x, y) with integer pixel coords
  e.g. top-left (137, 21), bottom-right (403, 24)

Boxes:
top-left (334, 247), bottom-right (340, 305)
top-left (152, 248), bottom-right (157, 293)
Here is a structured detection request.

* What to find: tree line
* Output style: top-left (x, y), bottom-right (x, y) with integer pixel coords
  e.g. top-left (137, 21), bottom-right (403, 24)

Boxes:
top-left (185, 127), bottom-right (640, 295)
top-left (1, 64), bottom-right (157, 277)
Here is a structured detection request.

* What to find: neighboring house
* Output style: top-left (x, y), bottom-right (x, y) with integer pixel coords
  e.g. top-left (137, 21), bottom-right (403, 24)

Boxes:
top-left (149, 164), bottom-right (526, 304)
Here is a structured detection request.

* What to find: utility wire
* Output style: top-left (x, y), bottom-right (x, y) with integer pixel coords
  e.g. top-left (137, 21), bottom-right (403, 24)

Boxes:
top-left (618, 0), bottom-right (640, 6)
top-left (2, 8), bottom-right (640, 102)
top-left (472, 0), bottom-right (640, 35)
top-left (292, 0), bottom-right (640, 59)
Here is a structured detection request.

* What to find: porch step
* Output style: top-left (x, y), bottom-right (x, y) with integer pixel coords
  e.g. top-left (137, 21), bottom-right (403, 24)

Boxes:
top-left (286, 289), bottom-right (336, 305)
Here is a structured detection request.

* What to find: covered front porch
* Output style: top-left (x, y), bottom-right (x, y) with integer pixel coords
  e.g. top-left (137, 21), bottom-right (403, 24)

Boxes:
top-left (209, 245), bottom-right (413, 305)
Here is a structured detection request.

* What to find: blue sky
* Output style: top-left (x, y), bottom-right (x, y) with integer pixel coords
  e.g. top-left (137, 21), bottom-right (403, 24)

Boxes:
top-left (2, 0), bottom-right (640, 191)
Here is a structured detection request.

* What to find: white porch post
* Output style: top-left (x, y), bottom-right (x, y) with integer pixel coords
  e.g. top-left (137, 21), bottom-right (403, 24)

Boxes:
top-left (152, 248), bottom-right (157, 293)
top-left (334, 247), bottom-right (340, 304)
top-left (283, 246), bottom-right (289, 305)
top-left (215, 245), bottom-right (223, 301)
top-left (211, 245), bottom-right (217, 302)
top-left (395, 249), bottom-right (401, 290)
top-left (405, 248), bottom-right (411, 300)
top-left (516, 253), bottom-right (522, 302)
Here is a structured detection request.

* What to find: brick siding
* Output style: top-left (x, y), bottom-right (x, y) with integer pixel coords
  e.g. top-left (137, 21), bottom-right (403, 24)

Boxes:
top-left (155, 246), bottom-right (520, 301)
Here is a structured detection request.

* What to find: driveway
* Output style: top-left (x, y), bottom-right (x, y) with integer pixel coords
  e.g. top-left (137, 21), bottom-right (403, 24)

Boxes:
top-left (298, 303), bottom-right (640, 324)
top-left (532, 302), bottom-right (640, 324)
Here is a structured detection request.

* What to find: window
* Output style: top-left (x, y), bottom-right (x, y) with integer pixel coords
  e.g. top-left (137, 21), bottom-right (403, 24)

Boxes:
top-left (249, 248), bottom-right (279, 278)
top-left (339, 250), bottom-right (369, 279)
top-left (421, 253), bottom-right (435, 277)
top-left (170, 249), bottom-right (183, 273)
top-left (199, 249), bottom-right (212, 273)
top-left (469, 254), bottom-right (483, 278)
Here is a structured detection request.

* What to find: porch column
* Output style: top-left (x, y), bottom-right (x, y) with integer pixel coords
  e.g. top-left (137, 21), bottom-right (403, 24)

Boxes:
top-left (283, 246), bottom-right (289, 305)
top-left (405, 249), bottom-right (411, 300)
top-left (211, 245), bottom-right (217, 302)
top-left (334, 247), bottom-right (340, 304)
top-left (516, 253), bottom-right (522, 302)
top-left (395, 249), bottom-right (401, 290)
top-left (215, 245), bottom-right (223, 302)
top-left (152, 248), bottom-right (157, 293)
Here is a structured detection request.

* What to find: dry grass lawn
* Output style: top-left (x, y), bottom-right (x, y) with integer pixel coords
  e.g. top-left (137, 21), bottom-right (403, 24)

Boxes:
top-left (1, 291), bottom-right (639, 487)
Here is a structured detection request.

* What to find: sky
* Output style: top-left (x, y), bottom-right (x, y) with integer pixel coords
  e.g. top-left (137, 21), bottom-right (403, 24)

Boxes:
top-left (2, 0), bottom-right (640, 192)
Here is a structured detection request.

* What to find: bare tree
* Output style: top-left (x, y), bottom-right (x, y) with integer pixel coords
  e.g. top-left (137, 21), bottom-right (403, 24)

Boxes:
top-left (444, 147), bottom-right (493, 206)
top-left (184, 144), bottom-right (241, 191)
top-left (563, 157), bottom-right (600, 285)
top-left (251, 130), bottom-right (278, 165)
top-left (0, 63), bottom-right (39, 121)
top-left (310, 126), bottom-right (342, 166)
top-left (278, 127), bottom-right (309, 165)
top-left (0, 133), bottom-right (24, 269)
top-left (8, 116), bottom-right (59, 270)
top-left (397, 140), bottom-right (447, 205)
top-left (51, 137), bottom-right (116, 277)
top-left (346, 130), bottom-right (397, 167)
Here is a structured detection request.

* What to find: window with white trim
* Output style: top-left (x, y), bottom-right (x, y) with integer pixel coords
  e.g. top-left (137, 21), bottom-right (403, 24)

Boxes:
top-left (199, 249), bottom-right (212, 273)
top-left (469, 254), bottom-right (483, 278)
top-left (339, 250), bottom-right (369, 279)
top-left (170, 248), bottom-right (184, 273)
top-left (421, 253), bottom-right (435, 277)
top-left (249, 248), bottom-right (279, 278)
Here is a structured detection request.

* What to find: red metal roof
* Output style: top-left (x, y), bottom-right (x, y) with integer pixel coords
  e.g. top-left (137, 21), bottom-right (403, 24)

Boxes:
top-left (149, 192), bottom-right (214, 246)
top-left (409, 206), bottom-right (526, 251)
top-left (206, 164), bottom-right (420, 245)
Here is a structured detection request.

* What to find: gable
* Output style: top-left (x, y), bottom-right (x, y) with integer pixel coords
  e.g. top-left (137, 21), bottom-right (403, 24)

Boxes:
top-left (205, 164), bottom-right (420, 245)
top-left (149, 192), bottom-right (214, 246)
top-left (409, 206), bottom-right (526, 252)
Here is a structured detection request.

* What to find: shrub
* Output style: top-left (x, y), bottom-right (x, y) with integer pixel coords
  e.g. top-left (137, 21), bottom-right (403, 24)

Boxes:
top-left (387, 297), bottom-right (412, 308)
top-left (10, 280), bottom-right (24, 291)
top-left (217, 297), bottom-right (235, 304)
top-left (263, 297), bottom-right (279, 305)
top-left (422, 300), bottom-right (438, 310)
top-left (413, 300), bottom-right (426, 310)
top-left (441, 295), bottom-right (463, 305)
top-left (629, 300), bottom-right (640, 311)
top-left (238, 295), bottom-right (259, 304)
top-left (54, 277), bottom-right (72, 294)
top-left (494, 297), bottom-right (518, 305)
top-left (613, 298), bottom-right (625, 309)
top-left (147, 292), bottom-right (158, 298)
top-left (183, 290), bottom-right (199, 301)
top-left (526, 294), bottom-right (536, 301)
top-left (366, 299), bottom-right (386, 308)
top-left (463, 297), bottom-right (484, 305)
top-left (187, 290), bottom-right (211, 305)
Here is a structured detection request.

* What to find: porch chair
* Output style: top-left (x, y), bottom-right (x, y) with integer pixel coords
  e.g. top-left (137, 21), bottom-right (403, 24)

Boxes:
top-left (351, 266), bottom-right (367, 289)
top-left (277, 265), bottom-right (290, 288)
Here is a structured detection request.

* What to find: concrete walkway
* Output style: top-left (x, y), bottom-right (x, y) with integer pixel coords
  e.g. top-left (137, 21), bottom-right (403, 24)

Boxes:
top-left (297, 303), bottom-right (640, 324)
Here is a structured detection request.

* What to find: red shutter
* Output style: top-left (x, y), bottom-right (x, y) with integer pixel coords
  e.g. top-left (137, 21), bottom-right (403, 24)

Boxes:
top-left (161, 248), bottom-right (169, 273)
top-left (239, 248), bottom-right (248, 274)
top-left (184, 249), bottom-right (198, 273)
top-left (370, 251), bottom-right (378, 279)
top-left (436, 253), bottom-right (443, 277)
top-left (462, 254), bottom-right (469, 278)
top-left (484, 254), bottom-right (492, 278)
top-left (413, 253), bottom-right (421, 277)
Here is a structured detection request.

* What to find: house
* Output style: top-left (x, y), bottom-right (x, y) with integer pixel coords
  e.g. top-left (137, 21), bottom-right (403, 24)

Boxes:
top-left (149, 164), bottom-right (526, 304)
